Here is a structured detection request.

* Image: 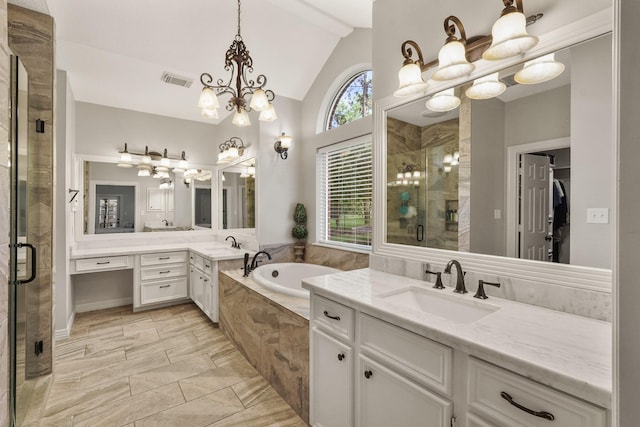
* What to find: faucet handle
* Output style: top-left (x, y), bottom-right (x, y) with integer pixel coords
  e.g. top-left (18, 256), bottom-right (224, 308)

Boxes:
top-left (474, 280), bottom-right (501, 299)
top-left (425, 270), bottom-right (445, 289)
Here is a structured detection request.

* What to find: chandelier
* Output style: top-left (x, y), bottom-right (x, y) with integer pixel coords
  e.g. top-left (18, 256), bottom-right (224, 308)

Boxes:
top-left (198, 0), bottom-right (277, 127)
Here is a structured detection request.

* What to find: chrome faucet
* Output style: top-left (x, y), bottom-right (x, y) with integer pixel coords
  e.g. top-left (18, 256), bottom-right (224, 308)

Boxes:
top-left (250, 251), bottom-right (272, 271)
top-left (444, 259), bottom-right (467, 294)
top-left (225, 235), bottom-right (241, 249)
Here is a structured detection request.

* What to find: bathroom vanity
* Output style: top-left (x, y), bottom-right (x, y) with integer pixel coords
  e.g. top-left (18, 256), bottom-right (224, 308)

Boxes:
top-left (304, 269), bottom-right (610, 427)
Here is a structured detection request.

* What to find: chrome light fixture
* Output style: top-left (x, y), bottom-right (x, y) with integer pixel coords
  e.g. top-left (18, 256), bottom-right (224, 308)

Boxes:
top-left (432, 16), bottom-right (475, 81)
top-left (514, 53), bottom-right (565, 84)
top-left (483, 0), bottom-right (539, 61)
top-left (198, 0), bottom-right (276, 126)
top-left (274, 132), bottom-right (292, 160)
top-left (217, 137), bottom-right (245, 164)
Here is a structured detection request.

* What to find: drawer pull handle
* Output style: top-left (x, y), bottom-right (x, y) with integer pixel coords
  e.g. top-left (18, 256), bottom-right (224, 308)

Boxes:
top-left (159, 285), bottom-right (171, 288)
top-left (337, 353), bottom-right (345, 361)
top-left (500, 392), bottom-right (555, 421)
top-left (364, 370), bottom-right (373, 379)
top-left (205, 264), bottom-right (210, 268)
top-left (323, 310), bottom-right (341, 321)
top-left (159, 270), bottom-right (171, 274)
top-left (158, 257), bottom-right (170, 260)
top-left (96, 261), bottom-right (111, 265)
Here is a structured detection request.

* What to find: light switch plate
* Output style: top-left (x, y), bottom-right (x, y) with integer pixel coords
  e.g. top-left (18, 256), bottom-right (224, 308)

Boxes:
top-left (587, 208), bottom-right (609, 224)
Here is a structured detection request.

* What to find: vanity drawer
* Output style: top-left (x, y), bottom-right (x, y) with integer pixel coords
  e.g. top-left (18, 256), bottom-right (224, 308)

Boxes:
top-left (189, 252), bottom-right (204, 270)
top-left (140, 277), bottom-right (188, 305)
top-left (467, 357), bottom-right (606, 427)
top-left (140, 264), bottom-right (187, 281)
top-left (141, 251), bottom-right (187, 266)
top-left (311, 294), bottom-right (355, 341)
top-left (359, 313), bottom-right (452, 396)
top-left (73, 255), bottom-right (133, 274)
top-left (203, 258), bottom-right (214, 276)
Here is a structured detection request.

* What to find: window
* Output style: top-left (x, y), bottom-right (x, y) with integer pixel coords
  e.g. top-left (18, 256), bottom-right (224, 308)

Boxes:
top-left (326, 70), bottom-right (373, 131)
top-left (317, 136), bottom-right (373, 250)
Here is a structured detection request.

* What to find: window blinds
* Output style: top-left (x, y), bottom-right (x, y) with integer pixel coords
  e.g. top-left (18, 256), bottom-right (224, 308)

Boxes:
top-left (317, 137), bottom-right (373, 250)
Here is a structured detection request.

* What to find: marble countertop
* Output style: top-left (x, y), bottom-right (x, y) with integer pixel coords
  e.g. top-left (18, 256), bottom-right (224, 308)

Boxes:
top-left (70, 242), bottom-right (251, 261)
top-left (302, 268), bottom-right (612, 409)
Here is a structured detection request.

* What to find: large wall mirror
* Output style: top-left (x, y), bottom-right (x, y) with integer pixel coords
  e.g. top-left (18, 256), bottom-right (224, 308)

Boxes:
top-left (374, 19), bottom-right (613, 290)
top-left (218, 158), bottom-right (256, 231)
top-left (79, 158), bottom-right (214, 235)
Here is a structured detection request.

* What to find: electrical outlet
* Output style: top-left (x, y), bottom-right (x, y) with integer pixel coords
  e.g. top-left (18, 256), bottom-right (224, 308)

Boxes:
top-left (587, 208), bottom-right (609, 224)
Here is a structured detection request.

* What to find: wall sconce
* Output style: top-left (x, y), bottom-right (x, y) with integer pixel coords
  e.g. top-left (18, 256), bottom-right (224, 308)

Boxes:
top-left (117, 143), bottom-right (188, 173)
top-left (426, 88), bottom-right (461, 112)
top-left (465, 72), bottom-right (506, 99)
top-left (514, 52), bottom-right (565, 84)
top-left (274, 132), bottom-right (292, 160)
top-left (396, 162), bottom-right (422, 186)
top-left (440, 151), bottom-right (460, 175)
top-left (395, 0), bottom-right (543, 97)
top-left (217, 137), bottom-right (245, 164)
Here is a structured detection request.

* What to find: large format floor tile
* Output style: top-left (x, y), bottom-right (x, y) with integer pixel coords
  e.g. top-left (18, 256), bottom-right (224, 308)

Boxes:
top-left (24, 303), bottom-right (307, 426)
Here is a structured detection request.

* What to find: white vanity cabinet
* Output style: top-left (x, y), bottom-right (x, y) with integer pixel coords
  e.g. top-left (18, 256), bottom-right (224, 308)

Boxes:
top-left (309, 294), bottom-right (454, 427)
top-left (136, 251), bottom-right (188, 307)
top-left (189, 252), bottom-right (219, 323)
top-left (466, 358), bottom-right (607, 427)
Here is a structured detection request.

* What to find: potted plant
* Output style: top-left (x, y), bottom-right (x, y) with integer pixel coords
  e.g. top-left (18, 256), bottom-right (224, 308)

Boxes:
top-left (292, 203), bottom-right (308, 262)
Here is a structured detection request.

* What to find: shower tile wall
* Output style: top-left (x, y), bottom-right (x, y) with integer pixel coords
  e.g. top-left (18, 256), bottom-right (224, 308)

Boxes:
top-left (8, 4), bottom-right (55, 379)
top-left (0, 0), bottom-right (10, 422)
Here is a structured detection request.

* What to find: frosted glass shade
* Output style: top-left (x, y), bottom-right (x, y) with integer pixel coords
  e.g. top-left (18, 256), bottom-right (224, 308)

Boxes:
top-left (116, 162), bottom-right (132, 168)
top-left (259, 103), bottom-right (277, 122)
top-left (483, 11), bottom-right (538, 60)
top-left (280, 134), bottom-right (293, 149)
top-left (232, 108), bottom-right (251, 127)
top-left (514, 53), bottom-right (565, 84)
top-left (394, 63), bottom-right (429, 97)
top-left (465, 72), bottom-right (506, 99)
top-left (443, 154), bottom-right (453, 164)
top-left (201, 107), bottom-right (219, 119)
top-left (247, 166), bottom-right (256, 176)
top-left (249, 89), bottom-right (269, 112)
top-left (426, 88), bottom-right (461, 112)
top-left (198, 87), bottom-right (219, 109)
top-left (432, 41), bottom-right (475, 81)
top-left (137, 166), bottom-right (151, 177)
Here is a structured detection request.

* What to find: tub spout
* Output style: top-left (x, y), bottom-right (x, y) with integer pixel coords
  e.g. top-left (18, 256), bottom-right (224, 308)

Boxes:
top-left (250, 251), bottom-right (272, 271)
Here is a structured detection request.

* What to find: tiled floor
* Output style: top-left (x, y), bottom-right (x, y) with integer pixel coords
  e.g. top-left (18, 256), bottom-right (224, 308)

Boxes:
top-left (21, 303), bottom-right (307, 426)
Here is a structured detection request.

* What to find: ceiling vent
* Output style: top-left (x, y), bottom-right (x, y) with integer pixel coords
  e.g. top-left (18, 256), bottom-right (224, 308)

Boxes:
top-left (161, 72), bottom-right (193, 88)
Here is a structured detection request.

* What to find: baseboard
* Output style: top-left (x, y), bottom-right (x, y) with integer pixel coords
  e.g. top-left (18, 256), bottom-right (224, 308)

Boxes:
top-left (75, 297), bottom-right (133, 314)
top-left (55, 311), bottom-right (76, 340)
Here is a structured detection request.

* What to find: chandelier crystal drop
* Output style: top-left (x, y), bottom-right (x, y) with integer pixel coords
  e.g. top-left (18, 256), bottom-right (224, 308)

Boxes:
top-left (198, 0), bottom-right (276, 126)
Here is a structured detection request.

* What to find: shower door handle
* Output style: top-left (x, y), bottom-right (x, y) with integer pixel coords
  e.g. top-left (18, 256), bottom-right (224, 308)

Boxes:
top-left (416, 224), bottom-right (424, 242)
top-left (16, 242), bottom-right (36, 285)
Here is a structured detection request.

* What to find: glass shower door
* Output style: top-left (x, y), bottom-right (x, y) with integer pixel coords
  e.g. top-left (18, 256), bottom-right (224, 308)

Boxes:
top-left (9, 55), bottom-right (36, 427)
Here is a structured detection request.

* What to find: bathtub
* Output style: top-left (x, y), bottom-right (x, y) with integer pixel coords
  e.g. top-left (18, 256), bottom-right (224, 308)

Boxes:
top-left (252, 262), bottom-right (341, 298)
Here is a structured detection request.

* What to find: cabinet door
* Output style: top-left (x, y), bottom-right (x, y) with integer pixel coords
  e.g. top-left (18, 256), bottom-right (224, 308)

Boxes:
top-left (189, 266), bottom-right (204, 309)
top-left (357, 355), bottom-right (452, 427)
top-left (310, 327), bottom-right (353, 427)
top-left (202, 274), bottom-right (212, 317)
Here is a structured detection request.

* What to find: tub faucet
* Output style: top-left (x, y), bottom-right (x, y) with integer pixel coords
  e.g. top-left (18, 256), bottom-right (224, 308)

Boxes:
top-left (225, 235), bottom-right (241, 249)
top-left (250, 251), bottom-right (272, 271)
top-left (444, 259), bottom-right (467, 294)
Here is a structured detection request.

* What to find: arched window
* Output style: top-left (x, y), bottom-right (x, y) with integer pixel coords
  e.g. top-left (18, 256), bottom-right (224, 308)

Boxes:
top-left (326, 70), bottom-right (373, 131)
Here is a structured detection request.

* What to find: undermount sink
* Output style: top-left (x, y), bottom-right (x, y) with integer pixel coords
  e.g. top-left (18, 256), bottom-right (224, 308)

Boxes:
top-left (379, 286), bottom-right (499, 324)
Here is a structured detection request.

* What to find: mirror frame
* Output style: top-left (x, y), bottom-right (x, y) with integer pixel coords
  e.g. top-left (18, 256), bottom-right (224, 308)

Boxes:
top-left (73, 153), bottom-right (217, 241)
top-left (373, 9), bottom-right (613, 292)
top-left (216, 155), bottom-right (257, 237)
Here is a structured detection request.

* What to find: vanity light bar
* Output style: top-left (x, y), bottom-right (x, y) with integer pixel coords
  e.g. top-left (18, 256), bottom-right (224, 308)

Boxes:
top-left (116, 144), bottom-right (189, 173)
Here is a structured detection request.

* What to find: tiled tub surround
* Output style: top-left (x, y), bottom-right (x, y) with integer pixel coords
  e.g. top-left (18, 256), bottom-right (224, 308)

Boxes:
top-left (262, 243), bottom-right (370, 270)
top-left (219, 269), bottom-right (310, 423)
top-left (369, 254), bottom-right (612, 321)
top-left (302, 268), bottom-right (612, 410)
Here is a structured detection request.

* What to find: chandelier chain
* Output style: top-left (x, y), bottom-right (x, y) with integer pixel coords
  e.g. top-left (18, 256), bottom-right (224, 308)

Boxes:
top-left (237, 0), bottom-right (241, 36)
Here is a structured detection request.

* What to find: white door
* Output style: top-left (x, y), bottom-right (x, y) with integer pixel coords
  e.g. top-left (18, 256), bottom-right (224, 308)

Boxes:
top-left (310, 328), bottom-right (353, 427)
top-left (519, 154), bottom-right (552, 261)
top-left (356, 355), bottom-right (452, 427)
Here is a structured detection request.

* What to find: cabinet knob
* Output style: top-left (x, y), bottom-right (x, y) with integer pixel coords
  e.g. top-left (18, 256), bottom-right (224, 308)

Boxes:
top-left (364, 370), bottom-right (373, 379)
top-left (337, 353), bottom-right (345, 361)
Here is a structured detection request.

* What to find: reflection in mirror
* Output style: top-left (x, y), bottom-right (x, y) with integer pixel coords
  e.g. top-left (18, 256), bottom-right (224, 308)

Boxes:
top-left (219, 158), bottom-right (255, 230)
top-left (82, 161), bottom-right (213, 233)
top-left (385, 34), bottom-right (612, 270)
